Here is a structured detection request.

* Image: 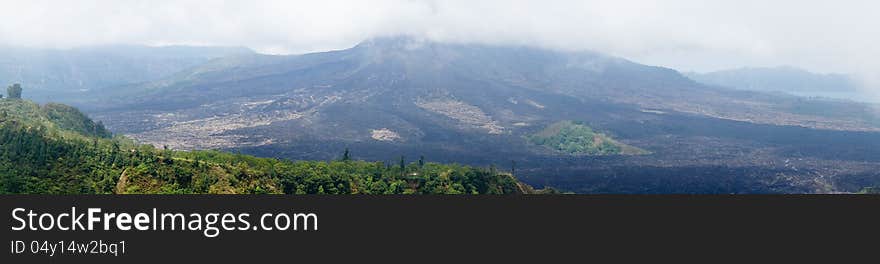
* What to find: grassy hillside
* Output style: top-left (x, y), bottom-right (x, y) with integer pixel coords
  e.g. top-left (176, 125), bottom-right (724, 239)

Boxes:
top-left (0, 99), bottom-right (525, 194)
top-left (0, 99), bottom-right (111, 137)
top-left (528, 121), bottom-right (648, 155)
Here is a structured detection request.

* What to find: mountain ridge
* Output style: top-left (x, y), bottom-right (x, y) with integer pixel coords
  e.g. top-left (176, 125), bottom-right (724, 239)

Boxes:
top-left (0, 45), bottom-right (254, 103)
top-left (685, 66), bottom-right (862, 94)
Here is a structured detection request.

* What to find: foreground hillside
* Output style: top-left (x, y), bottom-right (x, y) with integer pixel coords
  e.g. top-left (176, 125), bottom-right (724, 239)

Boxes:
top-left (0, 99), bottom-right (528, 194)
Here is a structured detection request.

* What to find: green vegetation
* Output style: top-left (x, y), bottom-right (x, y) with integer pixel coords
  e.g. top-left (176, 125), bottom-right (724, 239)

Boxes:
top-left (527, 121), bottom-right (648, 155)
top-left (42, 103), bottom-right (112, 138)
top-left (0, 100), bottom-right (111, 138)
top-left (858, 187), bottom-right (880, 194)
top-left (0, 99), bottom-right (525, 194)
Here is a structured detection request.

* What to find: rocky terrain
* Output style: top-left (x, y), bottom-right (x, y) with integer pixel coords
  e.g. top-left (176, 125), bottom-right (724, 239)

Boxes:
top-left (415, 98), bottom-right (505, 134)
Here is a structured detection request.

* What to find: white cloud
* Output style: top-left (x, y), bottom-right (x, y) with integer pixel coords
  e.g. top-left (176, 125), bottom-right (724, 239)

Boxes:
top-left (1, 0), bottom-right (878, 94)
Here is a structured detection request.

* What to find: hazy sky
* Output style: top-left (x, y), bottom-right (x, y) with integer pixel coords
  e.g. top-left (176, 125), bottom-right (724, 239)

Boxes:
top-left (1, 0), bottom-right (878, 90)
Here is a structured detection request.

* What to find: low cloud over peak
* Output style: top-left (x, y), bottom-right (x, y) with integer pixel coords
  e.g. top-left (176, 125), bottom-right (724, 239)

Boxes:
top-left (2, 0), bottom-right (878, 96)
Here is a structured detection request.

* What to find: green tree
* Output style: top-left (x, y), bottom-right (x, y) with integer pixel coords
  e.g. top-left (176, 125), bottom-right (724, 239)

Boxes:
top-left (510, 160), bottom-right (516, 177)
top-left (399, 155), bottom-right (406, 178)
top-left (341, 148), bottom-right (351, 161)
top-left (7, 84), bottom-right (22, 99)
top-left (162, 145), bottom-right (173, 165)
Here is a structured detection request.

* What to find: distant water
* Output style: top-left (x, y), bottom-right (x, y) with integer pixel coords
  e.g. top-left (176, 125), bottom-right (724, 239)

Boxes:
top-left (786, 91), bottom-right (880, 104)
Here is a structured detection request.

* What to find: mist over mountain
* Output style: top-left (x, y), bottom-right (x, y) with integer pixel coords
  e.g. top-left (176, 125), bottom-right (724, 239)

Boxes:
top-left (65, 36), bottom-right (880, 194)
top-left (0, 45), bottom-right (253, 102)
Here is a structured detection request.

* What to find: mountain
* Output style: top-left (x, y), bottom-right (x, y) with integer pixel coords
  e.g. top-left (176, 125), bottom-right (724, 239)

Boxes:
top-left (0, 98), bottom-right (529, 194)
top-left (685, 66), bottom-right (866, 101)
top-left (0, 45), bottom-right (253, 103)
top-left (84, 36), bottom-right (880, 193)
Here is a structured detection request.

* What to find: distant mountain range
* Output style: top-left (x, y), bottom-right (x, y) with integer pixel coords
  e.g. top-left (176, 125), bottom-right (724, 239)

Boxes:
top-left (5, 36), bottom-right (880, 193)
top-left (0, 45), bottom-right (253, 102)
top-left (685, 66), bottom-right (864, 99)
